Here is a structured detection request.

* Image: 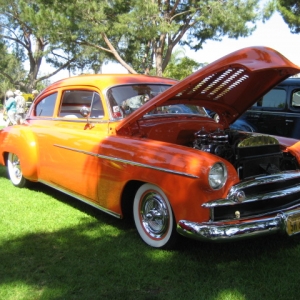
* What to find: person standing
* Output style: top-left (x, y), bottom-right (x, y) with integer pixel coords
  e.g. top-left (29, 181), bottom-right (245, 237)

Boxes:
top-left (32, 90), bottom-right (39, 100)
top-left (14, 90), bottom-right (26, 123)
top-left (5, 90), bottom-right (17, 125)
top-left (26, 89), bottom-right (39, 113)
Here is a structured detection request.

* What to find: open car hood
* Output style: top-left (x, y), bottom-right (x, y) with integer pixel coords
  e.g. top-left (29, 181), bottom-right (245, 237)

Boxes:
top-left (116, 46), bottom-right (300, 131)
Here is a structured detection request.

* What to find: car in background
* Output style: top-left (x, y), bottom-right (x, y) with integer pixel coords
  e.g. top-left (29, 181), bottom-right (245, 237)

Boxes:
top-left (205, 109), bottom-right (256, 132)
top-left (229, 116), bottom-right (256, 132)
top-left (1, 47), bottom-right (300, 249)
top-left (207, 78), bottom-right (300, 136)
top-left (241, 78), bottom-right (300, 139)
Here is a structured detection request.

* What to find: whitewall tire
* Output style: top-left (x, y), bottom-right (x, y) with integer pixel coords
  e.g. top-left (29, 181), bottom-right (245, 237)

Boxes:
top-left (7, 152), bottom-right (28, 188)
top-left (133, 183), bottom-right (177, 249)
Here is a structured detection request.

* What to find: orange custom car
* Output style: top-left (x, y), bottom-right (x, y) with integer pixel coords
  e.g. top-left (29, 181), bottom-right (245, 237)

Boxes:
top-left (1, 46), bottom-right (300, 249)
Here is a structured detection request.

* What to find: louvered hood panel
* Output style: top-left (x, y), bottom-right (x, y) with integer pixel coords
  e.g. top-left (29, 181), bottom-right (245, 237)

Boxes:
top-left (117, 46), bottom-right (300, 132)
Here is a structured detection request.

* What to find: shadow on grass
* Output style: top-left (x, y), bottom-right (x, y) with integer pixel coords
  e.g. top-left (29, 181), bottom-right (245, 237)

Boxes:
top-left (1, 216), bottom-right (300, 300)
top-left (1, 167), bottom-right (300, 299)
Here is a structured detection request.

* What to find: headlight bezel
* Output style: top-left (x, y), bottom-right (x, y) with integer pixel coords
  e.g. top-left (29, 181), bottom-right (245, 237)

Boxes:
top-left (208, 162), bottom-right (227, 190)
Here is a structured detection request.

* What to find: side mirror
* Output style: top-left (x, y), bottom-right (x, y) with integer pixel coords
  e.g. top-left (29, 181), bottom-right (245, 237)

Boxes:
top-left (80, 106), bottom-right (94, 129)
top-left (80, 106), bottom-right (90, 117)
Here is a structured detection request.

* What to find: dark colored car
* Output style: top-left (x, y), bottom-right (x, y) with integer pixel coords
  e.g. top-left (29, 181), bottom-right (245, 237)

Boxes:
top-left (205, 109), bottom-right (256, 132)
top-left (242, 78), bottom-right (300, 138)
top-left (229, 116), bottom-right (256, 132)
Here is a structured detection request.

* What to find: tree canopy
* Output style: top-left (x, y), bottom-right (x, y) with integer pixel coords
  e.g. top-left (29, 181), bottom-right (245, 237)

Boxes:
top-left (62, 0), bottom-right (271, 76)
top-left (277, 0), bottom-right (300, 33)
top-left (0, 41), bottom-right (26, 101)
top-left (0, 0), bottom-right (274, 91)
top-left (161, 48), bottom-right (203, 80)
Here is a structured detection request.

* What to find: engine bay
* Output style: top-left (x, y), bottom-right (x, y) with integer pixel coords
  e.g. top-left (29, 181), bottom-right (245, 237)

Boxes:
top-left (193, 127), bottom-right (299, 180)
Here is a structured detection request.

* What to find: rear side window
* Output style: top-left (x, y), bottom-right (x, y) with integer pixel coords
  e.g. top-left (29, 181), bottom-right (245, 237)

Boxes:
top-left (35, 93), bottom-right (57, 117)
top-left (292, 90), bottom-right (300, 109)
top-left (253, 89), bottom-right (286, 109)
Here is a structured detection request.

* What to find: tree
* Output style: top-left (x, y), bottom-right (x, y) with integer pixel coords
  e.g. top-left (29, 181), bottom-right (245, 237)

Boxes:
top-left (0, 0), bottom-right (275, 90)
top-left (161, 48), bottom-right (202, 79)
top-left (277, 0), bottom-right (300, 33)
top-left (64, 0), bottom-right (273, 76)
top-left (0, 0), bottom-right (109, 91)
top-left (0, 41), bottom-right (26, 101)
top-left (0, 1), bottom-right (68, 91)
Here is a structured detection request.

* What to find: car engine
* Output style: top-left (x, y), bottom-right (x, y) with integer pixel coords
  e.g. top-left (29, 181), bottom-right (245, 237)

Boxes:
top-left (193, 127), bottom-right (299, 180)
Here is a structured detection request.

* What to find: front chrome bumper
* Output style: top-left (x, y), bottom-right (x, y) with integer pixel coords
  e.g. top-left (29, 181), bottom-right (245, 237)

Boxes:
top-left (177, 210), bottom-right (300, 242)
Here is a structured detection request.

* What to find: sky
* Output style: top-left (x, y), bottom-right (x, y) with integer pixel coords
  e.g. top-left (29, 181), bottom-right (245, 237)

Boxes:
top-left (48, 11), bottom-right (300, 82)
top-left (186, 11), bottom-right (300, 67)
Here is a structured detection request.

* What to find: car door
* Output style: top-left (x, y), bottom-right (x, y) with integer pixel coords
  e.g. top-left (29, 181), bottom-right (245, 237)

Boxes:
top-left (285, 84), bottom-right (300, 139)
top-left (31, 88), bottom-right (108, 203)
top-left (244, 87), bottom-right (288, 136)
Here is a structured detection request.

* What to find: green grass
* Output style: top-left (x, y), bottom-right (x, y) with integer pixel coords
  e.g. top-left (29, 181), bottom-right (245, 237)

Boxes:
top-left (1, 165), bottom-right (300, 300)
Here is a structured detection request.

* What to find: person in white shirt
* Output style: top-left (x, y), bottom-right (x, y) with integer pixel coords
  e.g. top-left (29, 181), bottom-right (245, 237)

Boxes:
top-left (14, 90), bottom-right (26, 123)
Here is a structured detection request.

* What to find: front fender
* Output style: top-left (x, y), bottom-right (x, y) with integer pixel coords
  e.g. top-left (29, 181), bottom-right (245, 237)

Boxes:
top-left (0, 126), bottom-right (39, 181)
top-left (101, 136), bottom-right (239, 222)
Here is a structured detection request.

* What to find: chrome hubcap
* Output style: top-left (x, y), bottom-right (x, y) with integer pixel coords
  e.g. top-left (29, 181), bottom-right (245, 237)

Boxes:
top-left (12, 156), bottom-right (21, 179)
top-left (9, 153), bottom-right (22, 183)
top-left (141, 192), bottom-right (169, 238)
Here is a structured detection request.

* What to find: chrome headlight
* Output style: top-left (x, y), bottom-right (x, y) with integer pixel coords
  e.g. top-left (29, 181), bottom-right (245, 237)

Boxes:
top-left (208, 162), bottom-right (227, 190)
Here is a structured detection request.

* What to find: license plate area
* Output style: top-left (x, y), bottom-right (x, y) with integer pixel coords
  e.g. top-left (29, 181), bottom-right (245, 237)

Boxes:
top-left (286, 213), bottom-right (300, 235)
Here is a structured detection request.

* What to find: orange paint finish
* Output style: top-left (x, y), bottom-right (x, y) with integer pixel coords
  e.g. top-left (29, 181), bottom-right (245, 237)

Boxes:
top-left (0, 125), bottom-right (39, 181)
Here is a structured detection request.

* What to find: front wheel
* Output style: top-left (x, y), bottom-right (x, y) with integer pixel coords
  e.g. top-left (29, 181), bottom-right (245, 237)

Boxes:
top-left (133, 183), bottom-right (177, 249)
top-left (7, 152), bottom-right (29, 188)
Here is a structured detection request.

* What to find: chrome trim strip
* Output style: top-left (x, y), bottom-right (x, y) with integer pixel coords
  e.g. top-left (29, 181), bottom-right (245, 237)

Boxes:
top-left (212, 202), bottom-right (300, 223)
top-left (56, 118), bottom-right (109, 124)
top-left (53, 144), bottom-right (199, 179)
top-left (26, 117), bottom-right (109, 124)
top-left (39, 180), bottom-right (121, 219)
top-left (203, 184), bottom-right (300, 208)
top-left (225, 203), bottom-right (300, 222)
top-left (202, 171), bottom-right (300, 208)
top-left (228, 171), bottom-right (300, 193)
top-left (177, 209), bottom-right (300, 242)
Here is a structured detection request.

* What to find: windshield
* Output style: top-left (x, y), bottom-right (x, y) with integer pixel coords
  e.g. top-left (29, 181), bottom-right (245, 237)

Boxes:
top-left (107, 84), bottom-right (208, 118)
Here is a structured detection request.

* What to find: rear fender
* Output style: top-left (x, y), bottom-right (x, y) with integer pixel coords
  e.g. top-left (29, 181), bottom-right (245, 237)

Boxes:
top-left (0, 127), bottom-right (39, 181)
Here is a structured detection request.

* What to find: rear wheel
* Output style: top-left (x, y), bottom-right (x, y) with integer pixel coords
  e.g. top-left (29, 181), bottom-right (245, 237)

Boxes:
top-left (133, 183), bottom-right (177, 249)
top-left (7, 152), bottom-right (28, 188)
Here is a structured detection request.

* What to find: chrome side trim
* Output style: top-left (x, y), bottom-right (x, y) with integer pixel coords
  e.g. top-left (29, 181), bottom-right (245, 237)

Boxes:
top-left (177, 209), bottom-right (300, 242)
top-left (53, 144), bottom-right (199, 179)
top-left (202, 171), bottom-right (300, 208)
top-left (39, 180), bottom-right (121, 219)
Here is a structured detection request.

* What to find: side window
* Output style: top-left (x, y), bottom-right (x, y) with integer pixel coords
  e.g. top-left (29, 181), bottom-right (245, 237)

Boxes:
top-left (292, 90), bottom-right (300, 109)
top-left (90, 93), bottom-right (104, 118)
top-left (253, 89), bottom-right (286, 109)
top-left (59, 90), bottom-right (103, 118)
top-left (35, 93), bottom-right (57, 117)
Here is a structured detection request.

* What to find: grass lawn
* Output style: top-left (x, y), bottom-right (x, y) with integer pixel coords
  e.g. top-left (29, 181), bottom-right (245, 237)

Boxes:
top-left (0, 165), bottom-right (300, 300)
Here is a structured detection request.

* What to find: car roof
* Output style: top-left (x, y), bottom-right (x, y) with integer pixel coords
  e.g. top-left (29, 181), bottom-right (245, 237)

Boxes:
top-left (277, 77), bottom-right (300, 87)
top-left (42, 74), bottom-right (178, 94)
